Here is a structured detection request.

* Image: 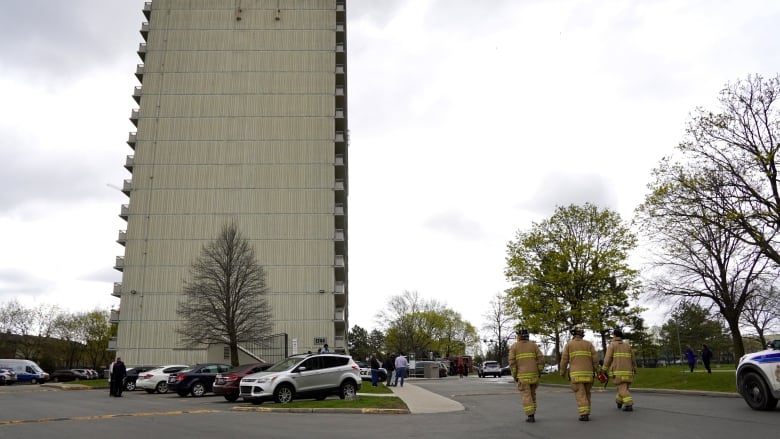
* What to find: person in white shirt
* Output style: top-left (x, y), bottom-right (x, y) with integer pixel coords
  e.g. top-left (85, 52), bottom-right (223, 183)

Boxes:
top-left (393, 353), bottom-right (409, 387)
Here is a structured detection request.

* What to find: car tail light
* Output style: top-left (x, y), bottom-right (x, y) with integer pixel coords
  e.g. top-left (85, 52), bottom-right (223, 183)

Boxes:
top-left (174, 374), bottom-right (185, 382)
top-left (142, 373), bottom-right (154, 379)
top-left (351, 365), bottom-right (359, 371)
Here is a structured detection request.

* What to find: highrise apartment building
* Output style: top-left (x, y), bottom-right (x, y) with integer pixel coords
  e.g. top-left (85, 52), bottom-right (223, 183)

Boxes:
top-left (110, 0), bottom-right (349, 366)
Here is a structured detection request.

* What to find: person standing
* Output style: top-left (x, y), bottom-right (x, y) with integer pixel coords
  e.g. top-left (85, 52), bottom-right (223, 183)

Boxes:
top-left (393, 352), bottom-right (408, 387)
top-left (108, 358), bottom-right (116, 396)
top-left (110, 357), bottom-right (127, 397)
top-left (602, 328), bottom-right (637, 411)
top-left (509, 327), bottom-right (545, 423)
top-left (321, 344), bottom-right (330, 353)
top-left (369, 353), bottom-right (381, 387)
top-left (383, 353), bottom-right (396, 386)
top-left (559, 325), bottom-right (599, 421)
top-left (685, 346), bottom-right (697, 373)
top-left (701, 344), bottom-right (713, 373)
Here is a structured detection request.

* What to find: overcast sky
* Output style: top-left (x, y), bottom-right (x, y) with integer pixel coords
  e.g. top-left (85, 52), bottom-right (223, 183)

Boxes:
top-left (1, 0), bottom-right (779, 337)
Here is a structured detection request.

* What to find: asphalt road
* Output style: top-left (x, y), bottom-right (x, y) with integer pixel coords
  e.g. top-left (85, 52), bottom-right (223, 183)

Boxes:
top-left (0, 377), bottom-right (777, 439)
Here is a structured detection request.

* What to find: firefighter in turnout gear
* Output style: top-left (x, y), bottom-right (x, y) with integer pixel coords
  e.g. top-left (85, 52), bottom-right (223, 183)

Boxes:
top-left (508, 327), bottom-right (545, 423)
top-left (602, 328), bottom-right (637, 411)
top-left (559, 325), bottom-right (600, 421)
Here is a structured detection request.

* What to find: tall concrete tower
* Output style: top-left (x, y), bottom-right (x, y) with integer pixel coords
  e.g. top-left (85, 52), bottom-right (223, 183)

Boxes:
top-left (110, 0), bottom-right (348, 366)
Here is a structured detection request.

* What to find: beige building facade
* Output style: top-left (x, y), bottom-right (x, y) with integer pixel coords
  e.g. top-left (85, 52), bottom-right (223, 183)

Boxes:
top-left (110, 0), bottom-right (349, 366)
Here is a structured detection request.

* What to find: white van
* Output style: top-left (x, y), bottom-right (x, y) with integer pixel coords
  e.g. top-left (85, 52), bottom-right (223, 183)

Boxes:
top-left (0, 359), bottom-right (49, 384)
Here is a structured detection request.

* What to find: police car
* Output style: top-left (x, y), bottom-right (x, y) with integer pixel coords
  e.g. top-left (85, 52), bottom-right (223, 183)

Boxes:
top-left (736, 339), bottom-right (780, 410)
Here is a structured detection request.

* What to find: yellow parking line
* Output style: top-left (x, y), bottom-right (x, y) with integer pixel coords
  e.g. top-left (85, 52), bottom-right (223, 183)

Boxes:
top-left (0, 409), bottom-right (220, 427)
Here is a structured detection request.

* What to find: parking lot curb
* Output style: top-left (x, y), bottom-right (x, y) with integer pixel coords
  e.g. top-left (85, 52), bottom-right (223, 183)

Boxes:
top-left (230, 406), bottom-right (410, 415)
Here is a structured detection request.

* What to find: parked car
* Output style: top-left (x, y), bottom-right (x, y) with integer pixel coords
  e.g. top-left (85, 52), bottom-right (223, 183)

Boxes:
top-left (168, 363), bottom-right (231, 397)
top-left (136, 365), bottom-right (189, 394)
top-left (123, 366), bottom-right (159, 391)
top-left (0, 368), bottom-right (17, 385)
top-left (50, 369), bottom-right (87, 382)
top-left (479, 361), bottom-right (502, 378)
top-left (736, 339), bottom-right (780, 410)
top-left (542, 364), bottom-right (559, 374)
top-left (240, 353), bottom-right (361, 404)
top-left (213, 362), bottom-right (272, 402)
top-left (73, 369), bottom-right (94, 380)
top-left (355, 360), bottom-right (387, 382)
top-left (408, 361), bottom-right (448, 378)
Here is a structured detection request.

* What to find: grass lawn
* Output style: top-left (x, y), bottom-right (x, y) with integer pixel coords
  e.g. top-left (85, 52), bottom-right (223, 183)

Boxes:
top-left (540, 366), bottom-right (737, 393)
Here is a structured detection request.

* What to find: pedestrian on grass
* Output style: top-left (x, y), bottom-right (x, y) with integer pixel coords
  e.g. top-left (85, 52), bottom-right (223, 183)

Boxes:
top-left (685, 346), bottom-right (697, 373)
top-left (383, 353), bottom-right (396, 386)
top-left (701, 344), bottom-right (713, 373)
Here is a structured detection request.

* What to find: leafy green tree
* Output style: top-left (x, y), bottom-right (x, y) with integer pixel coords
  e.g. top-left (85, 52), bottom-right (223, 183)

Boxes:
top-left (505, 203), bottom-right (641, 362)
top-left (348, 325), bottom-right (370, 361)
top-left (659, 302), bottom-right (730, 364)
top-left (177, 221), bottom-right (272, 366)
top-left (740, 282), bottom-right (780, 347)
top-left (81, 310), bottom-right (113, 370)
top-left (368, 329), bottom-right (385, 355)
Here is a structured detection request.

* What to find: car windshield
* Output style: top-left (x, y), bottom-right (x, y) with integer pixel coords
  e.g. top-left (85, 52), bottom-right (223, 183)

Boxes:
top-left (265, 357), bottom-right (304, 372)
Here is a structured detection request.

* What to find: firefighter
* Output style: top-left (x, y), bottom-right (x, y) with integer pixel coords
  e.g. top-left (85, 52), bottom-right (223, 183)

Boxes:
top-left (602, 327), bottom-right (637, 411)
top-left (508, 327), bottom-right (545, 423)
top-left (559, 325), bottom-right (599, 421)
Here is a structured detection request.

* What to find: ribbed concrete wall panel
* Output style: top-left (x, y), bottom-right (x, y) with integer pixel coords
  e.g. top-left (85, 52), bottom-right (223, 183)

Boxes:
top-left (129, 164), bottom-right (331, 190)
top-left (152, 0), bottom-right (335, 13)
top-left (132, 141), bottom-right (333, 164)
top-left (126, 190), bottom-right (332, 214)
top-left (153, 9), bottom-right (336, 29)
top-left (122, 215), bottom-right (333, 240)
top-left (137, 118), bottom-right (333, 141)
top-left (144, 52), bottom-right (336, 75)
top-left (119, 266), bottom-right (333, 296)
top-left (139, 72), bottom-right (334, 95)
top-left (139, 95), bottom-right (334, 117)
top-left (147, 30), bottom-right (334, 51)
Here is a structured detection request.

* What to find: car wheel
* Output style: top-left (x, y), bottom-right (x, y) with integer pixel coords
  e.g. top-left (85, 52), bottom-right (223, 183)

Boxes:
top-left (30, 378), bottom-right (38, 385)
top-left (191, 382), bottom-right (206, 397)
top-left (145, 389), bottom-right (155, 394)
top-left (741, 371), bottom-right (779, 410)
top-left (224, 394), bottom-right (240, 402)
top-left (156, 381), bottom-right (168, 394)
top-left (273, 383), bottom-right (294, 404)
top-left (125, 380), bottom-right (136, 391)
top-left (339, 380), bottom-right (357, 400)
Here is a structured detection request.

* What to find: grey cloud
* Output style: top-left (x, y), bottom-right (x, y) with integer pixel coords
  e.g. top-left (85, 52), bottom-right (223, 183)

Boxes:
top-left (517, 172), bottom-right (617, 216)
top-left (0, 268), bottom-right (46, 297)
top-left (79, 266), bottom-right (121, 284)
top-left (0, 133), bottom-right (126, 216)
top-left (0, 0), bottom-right (141, 84)
top-left (424, 210), bottom-right (486, 240)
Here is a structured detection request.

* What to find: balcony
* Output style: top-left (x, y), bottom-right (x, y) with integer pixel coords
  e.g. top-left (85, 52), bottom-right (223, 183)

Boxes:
top-left (335, 203), bottom-right (344, 216)
top-left (107, 337), bottom-right (118, 351)
top-left (117, 230), bottom-right (127, 246)
top-left (127, 132), bottom-right (137, 149)
top-left (143, 2), bottom-right (151, 20)
top-left (333, 335), bottom-right (345, 350)
top-left (133, 86), bottom-right (142, 104)
top-left (335, 179), bottom-right (344, 191)
top-left (334, 255), bottom-right (345, 268)
top-left (114, 256), bottom-right (125, 272)
top-left (130, 109), bottom-right (139, 127)
top-left (112, 282), bottom-right (122, 298)
top-left (122, 179), bottom-right (132, 196)
top-left (135, 64), bottom-right (144, 82)
top-left (110, 309), bottom-right (120, 323)
top-left (334, 229), bottom-right (344, 241)
top-left (334, 308), bottom-right (345, 321)
top-left (137, 43), bottom-right (146, 61)
top-left (119, 204), bottom-right (129, 220)
top-left (336, 64), bottom-right (345, 75)
top-left (140, 22), bottom-right (149, 39)
top-left (124, 155), bottom-right (134, 172)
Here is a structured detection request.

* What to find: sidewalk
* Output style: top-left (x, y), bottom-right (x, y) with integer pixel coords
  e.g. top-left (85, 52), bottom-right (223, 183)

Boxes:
top-left (387, 382), bottom-right (464, 414)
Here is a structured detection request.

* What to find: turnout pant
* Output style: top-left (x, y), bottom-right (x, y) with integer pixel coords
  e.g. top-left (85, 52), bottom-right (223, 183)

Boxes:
top-left (518, 380), bottom-right (538, 416)
top-left (570, 381), bottom-right (593, 416)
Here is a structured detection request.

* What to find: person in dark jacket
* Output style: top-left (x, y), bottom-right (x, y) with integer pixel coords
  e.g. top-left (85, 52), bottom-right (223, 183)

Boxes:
top-left (109, 357), bottom-right (127, 397)
top-left (383, 354), bottom-right (396, 386)
top-left (701, 344), bottom-right (713, 373)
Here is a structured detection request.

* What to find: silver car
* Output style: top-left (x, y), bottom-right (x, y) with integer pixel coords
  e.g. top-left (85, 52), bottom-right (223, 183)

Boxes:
top-left (240, 353), bottom-right (361, 404)
top-left (136, 364), bottom-right (189, 394)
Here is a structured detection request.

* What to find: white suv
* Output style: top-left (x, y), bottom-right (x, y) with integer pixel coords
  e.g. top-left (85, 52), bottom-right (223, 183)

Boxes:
top-left (736, 339), bottom-right (780, 410)
top-left (481, 361), bottom-right (502, 378)
top-left (240, 353), bottom-right (361, 404)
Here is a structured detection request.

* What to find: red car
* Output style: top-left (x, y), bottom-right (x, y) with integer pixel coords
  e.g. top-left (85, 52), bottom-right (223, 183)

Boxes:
top-left (213, 362), bottom-right (271, 402)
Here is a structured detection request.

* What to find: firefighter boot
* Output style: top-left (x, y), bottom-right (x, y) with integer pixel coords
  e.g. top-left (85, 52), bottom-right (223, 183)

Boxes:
top-left (579, 414), bottom-right (589, 421)
top-left (526, 415), bottom-right (535, 423)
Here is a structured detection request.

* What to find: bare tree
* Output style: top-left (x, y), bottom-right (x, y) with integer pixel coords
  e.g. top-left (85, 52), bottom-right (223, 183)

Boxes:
top-left (740, 280), bottom-right (780, 346)
top-left (177, 221), bottom-right (272, 366)
top-left (670, 74), bottom-right (780, 266)
top-left (481, 293), bottom-right (515, 364)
